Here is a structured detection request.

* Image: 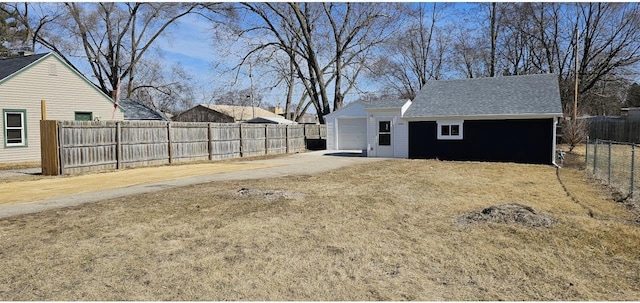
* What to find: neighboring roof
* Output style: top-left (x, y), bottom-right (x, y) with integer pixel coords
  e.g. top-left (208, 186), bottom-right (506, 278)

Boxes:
top-left (200, 104), bottom-right (282, 121)
top-left (118, 98), bottom-right (170, 121)
top-left (245, 116), bottom-right (297, 124)
top-left (363, 99), bottom-right (410, 109)
top-left (405, 74), bottom-right (563, 118)
top-left (0, 53), bottom-right (49, 81)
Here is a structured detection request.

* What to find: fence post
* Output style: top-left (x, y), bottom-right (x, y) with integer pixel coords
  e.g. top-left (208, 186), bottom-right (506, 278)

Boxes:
top-left (585, 136), bottom-right (589, 168)
top-left (58, 122), bottom-right (65, 175)
top-left (593, 139), bottom-right (598, 174)
top-left (167, 122), bottom-right (173, 164)
top-left (239, 123), bottom-right (244, 158)
top-left (632, 145), bottom-right (636, 199)
top-left (285, 125), bottom-right (290, 154)
top-left (116, 121), bottom-right (122, 169)
top-left (208, 123), bottom-right (213, 161)
top-left (608, 141), bottom-right (612, 184)
top-left (265, 124), bottom-right (269, 155)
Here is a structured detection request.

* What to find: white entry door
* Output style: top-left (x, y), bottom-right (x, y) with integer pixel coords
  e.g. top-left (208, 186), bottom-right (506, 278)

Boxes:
top-left (377, 119), bottom-right (394, 157)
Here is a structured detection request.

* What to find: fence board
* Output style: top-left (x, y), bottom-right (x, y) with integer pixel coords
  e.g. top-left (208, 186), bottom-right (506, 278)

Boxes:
top-left (288, 125), bottom-right (306, 153)
top-left (210, 123), bottom-right (241, 160)
top-left (241, 124), bottom-right (267, 157)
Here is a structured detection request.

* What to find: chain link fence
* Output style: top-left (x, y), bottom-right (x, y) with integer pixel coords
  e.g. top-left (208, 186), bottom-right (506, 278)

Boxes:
top-left (585, 138), bottom-right (639, 198)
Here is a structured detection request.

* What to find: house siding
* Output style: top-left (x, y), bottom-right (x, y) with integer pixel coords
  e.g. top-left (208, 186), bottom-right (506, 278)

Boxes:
top-left (394, 119), bottom-right (409, 158)
top-left (408, 118), bottom-right (554, 164)
top-left (0, 55), bottom-right (123, 163)
top-left (326, 120), bottom-right (336, 150)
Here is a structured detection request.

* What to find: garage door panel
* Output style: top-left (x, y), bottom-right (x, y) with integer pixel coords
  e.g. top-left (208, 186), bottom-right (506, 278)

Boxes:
top-left (338, 118), bottom-right (366, 150)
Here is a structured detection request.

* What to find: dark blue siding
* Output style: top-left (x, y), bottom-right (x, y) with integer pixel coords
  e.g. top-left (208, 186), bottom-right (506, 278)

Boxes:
top-left (408, 119), bottom-right (554, 164)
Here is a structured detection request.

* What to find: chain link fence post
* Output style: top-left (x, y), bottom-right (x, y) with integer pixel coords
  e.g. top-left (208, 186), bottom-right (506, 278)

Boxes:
top-left (631, 144), bottom-right (636, 199)
top-left (593, 139), bottom-right (598, 174)
top-left (608, 141), bottom-right (612, 184)
top-left (585, 136), bottom-right (589, 170)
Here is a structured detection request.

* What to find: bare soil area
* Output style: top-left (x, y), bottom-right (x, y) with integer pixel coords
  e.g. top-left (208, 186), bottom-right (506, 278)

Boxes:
top-left (0, 162), bottom-right (274, 205)
top-left (1, 158), bottom-right (639, 300)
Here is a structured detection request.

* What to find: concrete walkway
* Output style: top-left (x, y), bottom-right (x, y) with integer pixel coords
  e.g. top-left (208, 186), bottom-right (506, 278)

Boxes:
top-left (0, 150), bottom-right (385, 219)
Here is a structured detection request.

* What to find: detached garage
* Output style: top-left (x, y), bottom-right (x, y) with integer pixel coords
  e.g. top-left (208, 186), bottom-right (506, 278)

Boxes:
top-left (404, 74), bottom-right (563, 165)
top-left (326, 74), bottom-right (563, 165)
top-left (325, 102), bottom-right (368, 151)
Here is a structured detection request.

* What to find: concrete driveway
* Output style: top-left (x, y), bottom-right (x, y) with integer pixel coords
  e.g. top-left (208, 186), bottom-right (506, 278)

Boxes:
top-left (0, 150), bottom-right (385, 219)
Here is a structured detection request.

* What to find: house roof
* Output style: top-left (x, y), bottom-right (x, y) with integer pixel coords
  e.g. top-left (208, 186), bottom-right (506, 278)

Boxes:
top-left (404, 74), bottom-right (563, 118)
top-left (363, 99), bottom-right (410, 109)
top-left (200, 104), bottom-right (282, 121)
top-left (245, 116), bottom-right (297, 124)
top-left (0, 52), bottom-right (124, 113)
top-left (0, 53), bottom-right (49, 82)
top-left (118, 98), bottom-right (170, 121)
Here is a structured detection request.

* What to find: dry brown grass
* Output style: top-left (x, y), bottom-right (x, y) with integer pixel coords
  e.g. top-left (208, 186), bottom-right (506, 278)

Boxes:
top-left (1, 159), bottom-right (639, 300)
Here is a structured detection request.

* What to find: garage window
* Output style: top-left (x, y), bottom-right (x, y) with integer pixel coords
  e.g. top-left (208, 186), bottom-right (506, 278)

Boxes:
top-left (437, 120), bottom-right (463, 140)
top-left (3, 109), bottom-right (27, 147)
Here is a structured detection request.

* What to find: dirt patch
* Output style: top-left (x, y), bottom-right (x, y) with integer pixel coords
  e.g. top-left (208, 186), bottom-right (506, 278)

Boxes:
top-left (459, 203), bottom-right (555, 227)
top-left (236, 187), bottom-right (305, 200)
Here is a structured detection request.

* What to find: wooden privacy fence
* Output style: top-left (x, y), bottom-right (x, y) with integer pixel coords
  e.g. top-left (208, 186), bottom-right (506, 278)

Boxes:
top-left (40, 120), bottom-right (313, 175)
top-left (588, 120), bottom-right (640, 143)
top-left (304, 124), bottom-right (327, 150)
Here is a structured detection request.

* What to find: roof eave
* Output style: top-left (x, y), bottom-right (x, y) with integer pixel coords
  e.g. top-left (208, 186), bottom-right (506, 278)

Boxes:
top-left (403, 113), bottom-right (563, 121)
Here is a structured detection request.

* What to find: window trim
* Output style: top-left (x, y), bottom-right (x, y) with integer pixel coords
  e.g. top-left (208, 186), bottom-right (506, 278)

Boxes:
top-left (437, 120), bottom-right (463, 140)
top-left (74, 111), bottom-right (93, 121)
top-left (3, 109), bottom-right (28, 148)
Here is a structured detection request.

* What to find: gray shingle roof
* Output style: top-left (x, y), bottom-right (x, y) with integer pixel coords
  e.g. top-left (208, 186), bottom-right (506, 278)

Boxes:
top-left (118, 98), bottom-right (170, 121)
top-left (363, 99), bottom-right (410, 109)
top-left (404, 74), bottom-right (563, 118)
top-left (0, 53), bottom-right (49, 81)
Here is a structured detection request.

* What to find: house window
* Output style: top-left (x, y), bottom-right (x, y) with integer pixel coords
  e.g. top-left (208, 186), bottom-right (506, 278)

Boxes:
top-left (379, 120), bottom-right (391, 146)
top-left (437, 120), bottom-right (463, 140)
top-left (75, 112), bottom-right (93, 121)
top-left (3, 109), bottom-right (27, 147)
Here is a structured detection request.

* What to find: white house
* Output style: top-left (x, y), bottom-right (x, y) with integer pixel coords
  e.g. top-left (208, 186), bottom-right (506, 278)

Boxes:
top-left (0, 52), bottom-right (124, 163)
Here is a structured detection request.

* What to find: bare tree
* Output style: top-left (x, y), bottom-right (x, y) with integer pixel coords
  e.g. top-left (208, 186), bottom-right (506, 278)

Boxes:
top-left (369, 3), bottom-right (449, 99)
top-left (128, 57), bottom-right (196, 114)
top-left (9, 2), bottom-right (219, 100)
top-left (225, 2), bottom-right (398, 123)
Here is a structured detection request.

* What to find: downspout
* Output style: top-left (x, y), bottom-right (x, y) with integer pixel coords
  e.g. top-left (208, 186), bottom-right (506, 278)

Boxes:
top-left (552, 116), bottom-right (560, 168)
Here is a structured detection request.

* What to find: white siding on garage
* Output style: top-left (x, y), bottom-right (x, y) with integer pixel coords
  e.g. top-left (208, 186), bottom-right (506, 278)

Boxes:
top-left (394, 119), bottom-right (409, 158)
top-left (365, 109), bottom-right (408, 158)
top-left (0, 54), bottom-right (124, 163)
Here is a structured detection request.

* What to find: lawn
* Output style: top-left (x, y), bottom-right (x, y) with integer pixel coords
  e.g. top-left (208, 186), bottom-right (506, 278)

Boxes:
top-left (1, 158), bottom-right (639, 300)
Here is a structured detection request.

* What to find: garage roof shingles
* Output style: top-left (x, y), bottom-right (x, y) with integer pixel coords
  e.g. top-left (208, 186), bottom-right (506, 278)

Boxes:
top-left (405, 73), bottom-right (563, 118)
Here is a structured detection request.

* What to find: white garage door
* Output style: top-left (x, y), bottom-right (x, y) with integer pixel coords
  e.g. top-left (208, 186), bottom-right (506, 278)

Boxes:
top-left (337, 118), bottom-right (367, 150)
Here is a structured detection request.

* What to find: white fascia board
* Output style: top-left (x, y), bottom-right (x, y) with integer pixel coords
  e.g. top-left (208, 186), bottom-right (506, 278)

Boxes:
top-left (400, 100), bottom-right (412, 115)
top-left (403, 113), bottom-right (563, 121)
top-left (325, 101), bottom-right (365, 119)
